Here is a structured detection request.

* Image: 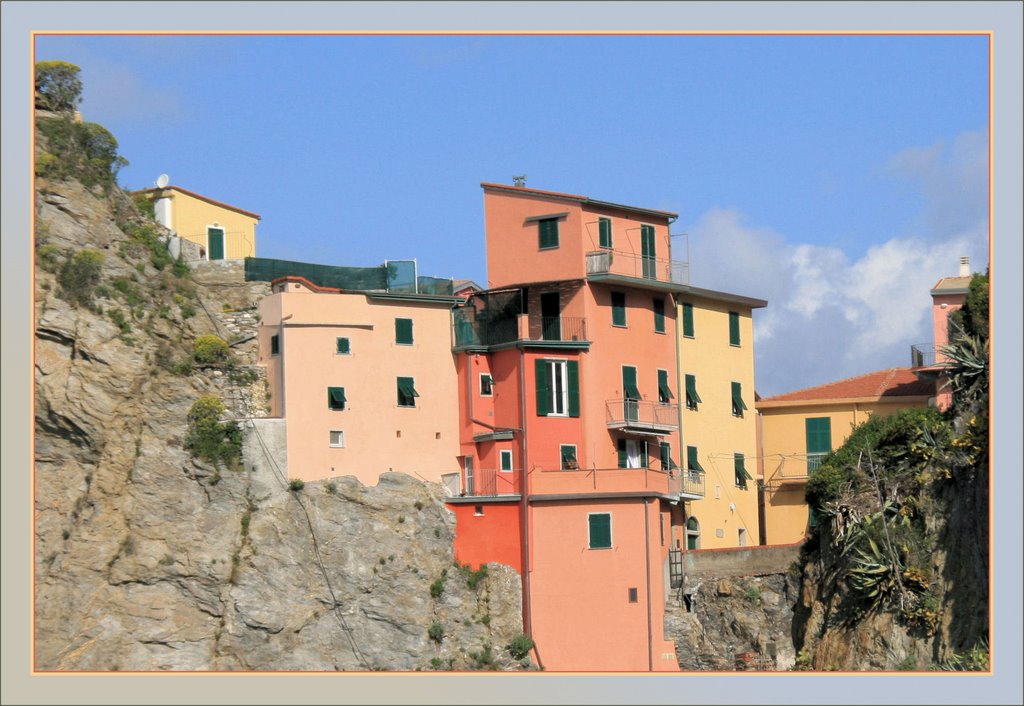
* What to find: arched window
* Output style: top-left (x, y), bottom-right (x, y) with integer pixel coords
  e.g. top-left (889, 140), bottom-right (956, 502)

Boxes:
top-left (686, 516), bottom-right (700, 550)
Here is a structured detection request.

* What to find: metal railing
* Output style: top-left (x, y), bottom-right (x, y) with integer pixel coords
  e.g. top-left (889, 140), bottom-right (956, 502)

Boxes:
top-left (462, 468), bottom-right (521, 497)
top-left (585, 249), bottom-right (689, 285)
top-left (910, 343), bottom-right (937, 368)
top-left (454, 312), bottom-right (589, 348)
top-left (605, 399), bottom-right (679, 431)
top-left (531, 315), bottom-right (588, 342)
top-left (669, 470), bottom-right (706, 498)
top-left (806, 453), bottom-right (827, 473)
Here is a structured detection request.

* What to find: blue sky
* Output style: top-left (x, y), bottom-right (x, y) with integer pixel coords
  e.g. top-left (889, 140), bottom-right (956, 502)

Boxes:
top-left (34, 33), bottom-right (990, 396)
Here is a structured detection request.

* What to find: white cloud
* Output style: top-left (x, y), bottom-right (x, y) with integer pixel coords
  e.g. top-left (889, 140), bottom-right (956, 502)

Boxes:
top-left (80, 59), bottom-right (186, 125)
top-left (686, 132), bottom-right (988, 397)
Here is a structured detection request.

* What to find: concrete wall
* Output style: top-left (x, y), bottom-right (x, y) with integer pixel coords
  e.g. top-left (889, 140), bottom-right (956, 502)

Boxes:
top-left (683, 542), bottom-right (803, 581)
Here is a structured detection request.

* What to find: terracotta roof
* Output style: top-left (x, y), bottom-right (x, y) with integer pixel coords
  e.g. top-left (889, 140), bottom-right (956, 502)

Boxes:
top-left (930, 276), bottom-right (972, 295)
top-left (757, 368), bottom-right (934, 404)
top-left (480, 182), bottom-right (678, 220)
top-left (134, 185), bottom-right (261, 220)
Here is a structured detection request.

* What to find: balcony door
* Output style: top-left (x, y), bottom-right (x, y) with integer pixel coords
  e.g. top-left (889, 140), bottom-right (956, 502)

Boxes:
top-left (622, 365), bottom-right (640, 422)
top-left (540, 292), bottom-right (561, 340)
top-left (641, 225), bottom-right (656, 279)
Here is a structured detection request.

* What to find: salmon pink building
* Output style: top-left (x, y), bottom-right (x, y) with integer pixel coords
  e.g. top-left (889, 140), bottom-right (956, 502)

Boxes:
top-left (445, 183), bottom-right (768, 671)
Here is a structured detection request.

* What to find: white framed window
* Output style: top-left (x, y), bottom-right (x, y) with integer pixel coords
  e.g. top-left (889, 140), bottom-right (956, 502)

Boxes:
top-left (547, 360), bottom-right (569, 416)
top-left (329, 430), bottom-right (345, 448)
top-left (479, 372), bottom-right (493, 396)
top-left (499, 449), bottom-right (513, 472)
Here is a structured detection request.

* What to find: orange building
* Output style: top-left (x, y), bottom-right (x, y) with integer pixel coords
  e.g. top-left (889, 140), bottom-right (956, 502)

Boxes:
top-left (756, 368), bottom-right (934, 544)
top-left (446, 183), bottom-right (730, 671)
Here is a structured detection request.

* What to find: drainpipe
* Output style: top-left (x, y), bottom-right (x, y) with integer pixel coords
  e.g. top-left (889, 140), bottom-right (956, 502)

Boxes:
top-left (517, 343), bottom-right (540, 668)
top-left (644, 497), bottom-right (653, 672)
top-left (673, 293), bottom-right (688, 562)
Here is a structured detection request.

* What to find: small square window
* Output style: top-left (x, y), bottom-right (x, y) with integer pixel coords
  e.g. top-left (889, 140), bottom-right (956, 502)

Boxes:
top-left (628, 587), bottom-right (638, 603)
top-left (270, 334), bottom-right (280, 356)
top-left (474, 504), bottom-right (484, 516)
top-left (480, 373), bottom-right (493, 396)
top-left (328, 386), bottom-right (346, 411)
top-left (397, 376), bottom-right (418, 407)
top-left (329, 430), bottom-right (345, 448)
top-left (336, 337), bottom-right (350, 355)
top-left (560, 444), bottom-right (579, 470)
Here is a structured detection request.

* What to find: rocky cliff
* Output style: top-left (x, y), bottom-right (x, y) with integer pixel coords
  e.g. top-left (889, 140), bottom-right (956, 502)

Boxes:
top-left (33, 149), bottom-right (526, 671)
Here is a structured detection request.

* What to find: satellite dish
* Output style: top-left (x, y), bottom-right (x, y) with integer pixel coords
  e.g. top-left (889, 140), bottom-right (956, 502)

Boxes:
top-left (155, 174), bottom-right (169, 188)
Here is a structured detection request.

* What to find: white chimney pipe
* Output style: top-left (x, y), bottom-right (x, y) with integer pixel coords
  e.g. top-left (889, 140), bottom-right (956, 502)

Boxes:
top-left (959, 256), bottom-right (970, 277)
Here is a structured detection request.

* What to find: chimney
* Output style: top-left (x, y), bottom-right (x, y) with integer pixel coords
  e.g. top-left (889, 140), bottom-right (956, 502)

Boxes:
top-left (959, 256), bottom-right (970, 277)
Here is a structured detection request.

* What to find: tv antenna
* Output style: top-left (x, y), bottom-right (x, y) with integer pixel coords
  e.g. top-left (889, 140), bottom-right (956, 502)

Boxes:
top-left (512, 174), bottom-right (527, 187)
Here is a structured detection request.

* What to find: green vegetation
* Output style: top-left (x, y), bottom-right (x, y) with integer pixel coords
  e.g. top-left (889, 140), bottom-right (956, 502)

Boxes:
top-left (35, 60), bottom-right (82, 113)
top-left (459, 562), bottom-right (488, 590)
top-left (507, 634), bottom-right (534, 660)
top-left (429, 569), bottom-right (447, 599)
top-left (193, 335), bottom-right (232, 366)
top-left (185, 395), bottom-right (242, 469)
top-left (36, 116), bottom-right (128, 191)
top-left (57, 248), bottom-right (104, 308)
top-left (932, 639), bottom-right (989, 672)
top-left (36, 244), bottom-right (62, 273)
top-left (122, 221), bottom-right (173, 271)
top-left (288, 479), bottom-right (305, 492)
top-left (427, 621), bottom-right (444, 643)
top-left (469, 643), bottom-right (496, 670)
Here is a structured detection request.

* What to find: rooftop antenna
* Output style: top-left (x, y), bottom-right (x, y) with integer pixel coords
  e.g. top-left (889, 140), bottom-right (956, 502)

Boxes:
top-left (155, 173), bottom-right (169, 188)
top-left (512, 174), bottom-right (527, 187)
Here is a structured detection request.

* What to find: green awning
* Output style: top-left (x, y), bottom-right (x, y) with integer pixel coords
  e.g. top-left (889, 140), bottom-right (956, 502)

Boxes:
top-left (658, 380), bottom-right (674, 401)
top-left (685, 375), bottom-right (702, 405)
top-left (735, 456), bottom-right (753, 480)
top-left (731, 382), bottom-right (747, 412)
top-left (398, 379), bottom-right (419, 398)
top-left (624, 381), bottom-right (641, 400)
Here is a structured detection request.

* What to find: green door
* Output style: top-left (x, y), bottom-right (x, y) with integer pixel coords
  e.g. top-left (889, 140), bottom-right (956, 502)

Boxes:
top-left (622, 366), bottom-right (639, 422)
top-left (641, 225), bottom-right (656, 279)
top-left (208, 227), bottom-right (225, 261)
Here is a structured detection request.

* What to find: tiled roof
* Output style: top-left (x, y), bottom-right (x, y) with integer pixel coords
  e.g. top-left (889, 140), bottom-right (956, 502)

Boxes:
top-left (931, 276), bottom-right (972, 295)
top-left (758, 368), bottom-right (934, 404)
top-left (134, 186), bottom-right (261, 220)
top-left (480, 182), bottom-right (678, 220)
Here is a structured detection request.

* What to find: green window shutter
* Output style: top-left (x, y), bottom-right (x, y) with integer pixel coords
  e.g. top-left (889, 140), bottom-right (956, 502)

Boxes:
top-left (622, 366), bottom-right (640, 400)
top-left (539, 218), bottom-right (559, 249)
top-left (660, 442), bottom-right (671, 470)
top-left (731, 381), bottom-right (747, 415)
top-left (397, 377), bottom-right (418, 406)
top-left (640, 441), bottom-right (649, 468)
top-left (567, 360), bottom-right (580, 417)
top-left (653, 298), bottom-right (665, 333)
top-left (611, 291), bottom-right (627, 326)
top-left (805, 417), bottom-right (832, 454)
top-left (588, 513), bottom-right (612, 549)
top-left (729, 311), bottom-right (740, 346)
top-left (395, 318), bottom-right (414, 345)
top-left (734, 453), bottom-right (752, 487)
top-left (685, 374), bottom-right (701, 408)
top-left (535, 359), bottom-right (550, 416)
top-left (599, 217), bottom-right (612, 249)
top-left (687, 445), bottom-right (704, 473)
top-left (658, 369), bottom-right (674, 403)
top-left (336, 337), bottom-right (350, 354)
top-left (328, 386), bottom-right (346, 410)
top-left (270, 334), bottom-right (280, 355)
top-left (682, 303), bottom-right (694, 337)
top-left (617, 439), bottom-right (627, 468)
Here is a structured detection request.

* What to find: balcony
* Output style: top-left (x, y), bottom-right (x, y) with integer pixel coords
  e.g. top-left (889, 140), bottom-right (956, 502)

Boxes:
top-left (445, 468), bottom-right (521, 498)
top-left (585, 249), bottom-right (689, 287)
top-left (668, 470), bottom-right (706, 500)
top-left (910, 343), bottom-right (937, 368)
top-left (605, 399), bottom-right (679, 435)
top-left (453, 311), bottom-right (589, 350)
top-left (530, 466), bottom-right (698, 499)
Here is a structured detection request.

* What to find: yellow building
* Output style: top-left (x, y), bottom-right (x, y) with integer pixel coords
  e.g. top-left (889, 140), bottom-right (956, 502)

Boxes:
top-left (756, 368), bottom-right (934, 545)
top-left (136, 184), bottom-right (260, 260)
top-left (677, 289), bottom-right (767, 550)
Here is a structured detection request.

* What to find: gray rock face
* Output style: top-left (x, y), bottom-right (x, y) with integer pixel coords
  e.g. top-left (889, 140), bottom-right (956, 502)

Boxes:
top-left (33, 174), bottom-right (526, 672)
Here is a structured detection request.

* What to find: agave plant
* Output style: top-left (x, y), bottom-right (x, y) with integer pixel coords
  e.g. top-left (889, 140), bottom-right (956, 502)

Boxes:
top-left (939, 328), bottom-right (988, 407)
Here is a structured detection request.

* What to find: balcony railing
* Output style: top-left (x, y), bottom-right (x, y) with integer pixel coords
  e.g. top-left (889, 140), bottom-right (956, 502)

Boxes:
top-left (586, 249), bottom-right (689, 285)
top-left (806, 453), bottom-right (827, 474)
top-left (669, 470), bottom-right (706, 500)
top-left (461, 468), bottom-right (521, 497)
top-left (605, 399), bottom-right (679, 434)
top-left (454, 312), bottom-right (589, 349)
top-left (531, 465), bottom-right (695, 498)
top-left (910, 343), bottom-right (937, 368)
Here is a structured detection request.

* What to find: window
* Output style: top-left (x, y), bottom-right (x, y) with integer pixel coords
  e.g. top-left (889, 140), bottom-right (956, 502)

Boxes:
top-left (738, 528), bottom-right (748, 547)
top-left (687, 445), bottom-right (704, 473)
top-left (499, 450), bottom-right (513, 472)
top-left (270, 334), bottom-right (280, 355)
top-left (660, 442), bottom-right (677, 471)
top-left (686, 516), bottom-right (700, 550)
top-left (336, 337), bottom-right (350, 355)
top-left (535, 359), bottom-right (579, 417)
top-left (329, 430), bottom-right (345, 448)
top-left (682, 303), bottom-right (694, 338)
top-left (560, 445), bottom-right (579, 470)
top-left (611, 291), bottom-right (627, 327)
top-left (640, 224), bottom-right (657, 278)
top-left (599, 217), bottom-right (612, 249)
top-left (628, 587), bottom-right (639, 603)
top-left (731, 381), bottom-right (747, 417)
top-left (479, 373), bottom-right (493, 396)
top-left (327, 386), bottom-right (346, 411)
top-left (395, 318), bottom-right (414, 345)
top-left (653, 297), bottom-right (666, 333)
top-left (805, 417), bottom-right (832, 472)
top-left (397, 376), bottom-right (419, 407)
top-left (618, 438), bottom-right (648, 469)
top-left (734, 452), bottom-right (752, 489)
top-left (538, 218), bottom-right (559, 249)
top-left (588, 513), bottom-right (612, 549)
top-left (729, 311), bottom-right (741, 346)
top-left (658, 369), bottom-right (674, 404)
top-left (685, 374), bottom-right (701, 411)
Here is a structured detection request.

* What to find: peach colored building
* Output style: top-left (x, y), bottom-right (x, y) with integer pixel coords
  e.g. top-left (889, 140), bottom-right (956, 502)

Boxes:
top-left (446, 182), bottom-right (763, 671)
top-left (258, 274), bottom-right (461, 485)
top-left (136, 184), bottom-right (260, 260)
top-left (911, 256), bottom-right (974, 411)
top-left (756, 368), bottom-right (934, 545)
top-left (677, 292), bottom-right (765, 551)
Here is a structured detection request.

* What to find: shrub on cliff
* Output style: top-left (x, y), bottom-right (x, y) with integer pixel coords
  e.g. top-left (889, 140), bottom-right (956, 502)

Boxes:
top-left (35, 60), bottom-right (82, 113)
top-left (193, 335), bottom-right (232, 366)
top-left (186, 395), bottom-right (241, 468)
top-left (57, 248), bottom-right (104, 308)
